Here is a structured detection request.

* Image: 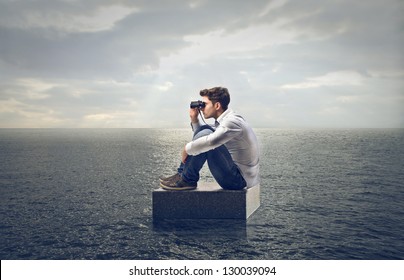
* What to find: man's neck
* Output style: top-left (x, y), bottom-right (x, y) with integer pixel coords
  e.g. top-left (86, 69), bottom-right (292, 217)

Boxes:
top-left (214, 108), bottom-right (226, 120)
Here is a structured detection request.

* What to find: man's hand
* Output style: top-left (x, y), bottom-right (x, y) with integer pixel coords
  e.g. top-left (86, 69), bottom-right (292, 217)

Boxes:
top-left (190, 108), bottom-right (199, 123)
top-left (181, 145), bottom-right (188, 164)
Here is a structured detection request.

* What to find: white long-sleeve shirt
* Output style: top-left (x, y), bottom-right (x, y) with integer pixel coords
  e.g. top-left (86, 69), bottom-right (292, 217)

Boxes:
top-left (185, 109), bottom-right (260, 187)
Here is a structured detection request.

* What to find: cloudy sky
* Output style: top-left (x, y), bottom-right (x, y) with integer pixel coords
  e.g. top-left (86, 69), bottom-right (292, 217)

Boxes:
top-left (0, 0), bottom-right (403, 128)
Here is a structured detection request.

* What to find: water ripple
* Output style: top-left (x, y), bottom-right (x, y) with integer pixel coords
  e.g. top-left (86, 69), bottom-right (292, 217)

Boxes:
top-left (0, 128), bottom-right (403, 259)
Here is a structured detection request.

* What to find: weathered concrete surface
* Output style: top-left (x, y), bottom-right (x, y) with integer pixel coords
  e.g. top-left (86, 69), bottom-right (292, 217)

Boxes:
top-left (153, 182), bottom-right (260, 219)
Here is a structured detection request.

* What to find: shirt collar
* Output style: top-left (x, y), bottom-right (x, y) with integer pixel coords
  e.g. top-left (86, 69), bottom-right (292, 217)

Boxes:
top-left (216, 108), bottom-right (233, 124)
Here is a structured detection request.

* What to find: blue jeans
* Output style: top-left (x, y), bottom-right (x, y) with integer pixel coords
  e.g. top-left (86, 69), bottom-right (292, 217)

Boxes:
top-left (177, 125), bottom-right (246, 190)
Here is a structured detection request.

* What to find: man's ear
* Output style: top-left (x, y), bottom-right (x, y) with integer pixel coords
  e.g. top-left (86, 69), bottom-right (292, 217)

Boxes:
top-left (214, 102), bottom-right (221, 110)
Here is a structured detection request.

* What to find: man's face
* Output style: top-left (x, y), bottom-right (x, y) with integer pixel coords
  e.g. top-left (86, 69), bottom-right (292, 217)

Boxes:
top-left (200, 96), bottom-right (217, 119)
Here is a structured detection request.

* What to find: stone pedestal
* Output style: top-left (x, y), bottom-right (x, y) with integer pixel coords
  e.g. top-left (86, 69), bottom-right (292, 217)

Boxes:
top-left (152, 182), bottom-right (260, 220)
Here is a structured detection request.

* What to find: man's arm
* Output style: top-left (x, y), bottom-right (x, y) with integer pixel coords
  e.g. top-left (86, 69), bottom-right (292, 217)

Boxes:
top-left (181, 145), bottom-right (188, 164)
top-left (190, 108), bottom-right (200, 132)
top-left (182, 108), bottom-right (201, 163)
top-left (185, 120), bottom-right (242, 156)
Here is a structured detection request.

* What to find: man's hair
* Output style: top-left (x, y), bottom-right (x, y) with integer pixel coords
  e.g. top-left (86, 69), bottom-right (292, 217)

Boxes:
top-left (199, 87), bottom-right (230, 111)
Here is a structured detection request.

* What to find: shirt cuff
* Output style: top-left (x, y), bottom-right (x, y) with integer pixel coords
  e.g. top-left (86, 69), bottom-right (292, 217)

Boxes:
top-left (185, 142), bottom-right (193, 155)
top-left (191, 121), bottom-right (200, 132)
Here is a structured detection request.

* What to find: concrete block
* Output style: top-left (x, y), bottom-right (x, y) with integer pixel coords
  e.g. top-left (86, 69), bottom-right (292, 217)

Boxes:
top-left (152, 182), bottom-right (260, 220)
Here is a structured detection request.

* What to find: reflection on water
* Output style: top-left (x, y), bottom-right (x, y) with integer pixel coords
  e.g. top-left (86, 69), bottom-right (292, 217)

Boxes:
top-left (153, 219), bottom-right (248, 240)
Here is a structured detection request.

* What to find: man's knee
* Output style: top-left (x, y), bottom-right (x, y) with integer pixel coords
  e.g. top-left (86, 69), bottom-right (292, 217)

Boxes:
top-left (193, 125), bottom-right (214, 139)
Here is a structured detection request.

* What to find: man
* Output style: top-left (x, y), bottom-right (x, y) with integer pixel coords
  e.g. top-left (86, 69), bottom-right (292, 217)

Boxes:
top-left (159, 87), bottom-right (259, 191)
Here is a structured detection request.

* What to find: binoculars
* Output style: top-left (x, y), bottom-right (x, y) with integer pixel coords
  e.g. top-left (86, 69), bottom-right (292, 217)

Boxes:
top-left (190, 100), bottom-right (206, 109)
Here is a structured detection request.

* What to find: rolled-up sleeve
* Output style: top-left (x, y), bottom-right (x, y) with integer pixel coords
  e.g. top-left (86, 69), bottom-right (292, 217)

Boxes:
top-left (191, 121), bottom-right (200, 132)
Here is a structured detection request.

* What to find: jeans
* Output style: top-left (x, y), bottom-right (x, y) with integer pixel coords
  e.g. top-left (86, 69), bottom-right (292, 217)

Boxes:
top-left (177, 125), bottom-right (246, 190)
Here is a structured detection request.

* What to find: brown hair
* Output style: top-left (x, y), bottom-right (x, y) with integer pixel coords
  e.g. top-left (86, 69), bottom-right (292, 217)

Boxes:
top-left (199, 87), bottom-right (230, 111)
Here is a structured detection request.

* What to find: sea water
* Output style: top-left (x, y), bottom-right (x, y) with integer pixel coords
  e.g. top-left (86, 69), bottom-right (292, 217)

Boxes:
top-left (0, 128), bottom-right (403, 259)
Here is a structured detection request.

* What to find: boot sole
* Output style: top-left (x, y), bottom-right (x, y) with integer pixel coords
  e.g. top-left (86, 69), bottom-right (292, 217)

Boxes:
top-left (159, 182), bottom-right (197, 191)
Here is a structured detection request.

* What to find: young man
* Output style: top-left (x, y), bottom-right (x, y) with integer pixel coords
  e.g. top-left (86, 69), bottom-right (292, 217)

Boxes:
top-left (160, 87), bottom-right (260, 191)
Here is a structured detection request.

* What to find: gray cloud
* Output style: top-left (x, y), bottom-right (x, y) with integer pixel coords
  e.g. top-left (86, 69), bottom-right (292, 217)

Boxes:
top-left (0, 0), bottom-right (403, 128)
top-left (0, 0), bottom-right (272, 79)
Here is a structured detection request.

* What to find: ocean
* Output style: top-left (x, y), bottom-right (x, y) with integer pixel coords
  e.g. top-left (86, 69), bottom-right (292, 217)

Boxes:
top-left (0, 128), bottom-right (403, 260)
